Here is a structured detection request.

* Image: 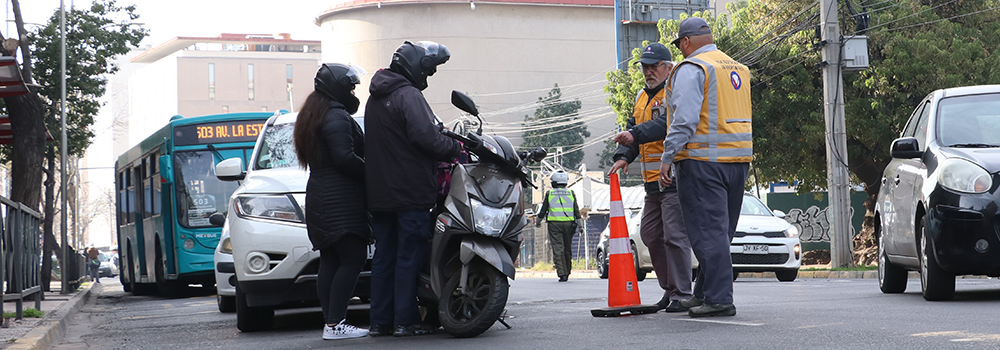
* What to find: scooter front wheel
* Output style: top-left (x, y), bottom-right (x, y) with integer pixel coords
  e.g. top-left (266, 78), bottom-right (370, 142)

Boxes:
top-left (438, 262), bottom-right (509, 338)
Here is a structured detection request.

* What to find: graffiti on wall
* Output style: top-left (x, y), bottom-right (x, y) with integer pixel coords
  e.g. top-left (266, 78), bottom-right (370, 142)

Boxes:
top-left (784, 206), bottom-right (854, 242)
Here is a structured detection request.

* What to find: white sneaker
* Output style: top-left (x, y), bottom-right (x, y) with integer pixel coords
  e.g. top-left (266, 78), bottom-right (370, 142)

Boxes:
top-left (323, 320), bottom-right (369, 340)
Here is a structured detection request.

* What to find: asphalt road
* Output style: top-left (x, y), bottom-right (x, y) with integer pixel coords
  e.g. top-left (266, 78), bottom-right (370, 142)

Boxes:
top-left (54, 276), bottom-right (1000, 350)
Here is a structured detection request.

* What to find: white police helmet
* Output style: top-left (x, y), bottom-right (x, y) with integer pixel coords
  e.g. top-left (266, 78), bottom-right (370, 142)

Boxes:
top-left (550, 170), bottom-right (569, 186)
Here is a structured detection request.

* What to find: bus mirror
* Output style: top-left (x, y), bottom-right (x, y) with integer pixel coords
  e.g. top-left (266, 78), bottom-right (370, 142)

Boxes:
top-left (216, 157), bottom-right (245, 181)
top-left (159, 155), bottom-right (173, 184)
top-left (209, 213), bottom-right (226, 227)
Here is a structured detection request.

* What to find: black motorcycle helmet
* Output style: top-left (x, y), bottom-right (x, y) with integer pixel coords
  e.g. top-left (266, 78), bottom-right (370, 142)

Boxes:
top-left (314, 63), bottom-right (364, 113)
top-left (390, 41), bottom-right (450, 91)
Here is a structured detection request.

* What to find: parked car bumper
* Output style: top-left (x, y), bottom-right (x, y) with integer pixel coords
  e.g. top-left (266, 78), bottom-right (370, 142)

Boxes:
top-left (925, 197), bottom-right (1000, 276)
top-left (730, 236), bottom-right (801, 272)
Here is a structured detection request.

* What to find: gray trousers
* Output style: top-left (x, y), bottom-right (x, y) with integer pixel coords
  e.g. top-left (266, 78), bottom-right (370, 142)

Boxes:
top-left (640, 190), bottom-right (693, 301)
top-left (675, 159), bottom-right (748, 305)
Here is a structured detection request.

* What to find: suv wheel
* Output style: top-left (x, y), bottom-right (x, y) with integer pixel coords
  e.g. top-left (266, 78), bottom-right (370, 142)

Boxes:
top-left (597, 249), bottom-right (609, 279)
top-left (919, 217), bottom-right (954, 301)
top-left (878, 221), bottom-right (907, 293)
top-left (236, 284), bottom-right (274, 332)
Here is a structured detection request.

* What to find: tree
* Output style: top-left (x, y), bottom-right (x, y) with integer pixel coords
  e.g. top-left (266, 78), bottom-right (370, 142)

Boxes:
top-left (521, 84), bottom-right (589, 170)
top-left (604, 0), bottom-right (1000, 264)
top-left (0, 0), bottom-right (147, 289)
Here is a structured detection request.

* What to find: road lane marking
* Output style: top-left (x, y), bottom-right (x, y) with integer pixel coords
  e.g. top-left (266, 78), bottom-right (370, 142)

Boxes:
top-left (912, 331), bottom-right (1000, 343)
top-left (678, 319), bottom-right (764, 326)
top-left (121, 310), bottom-right (216, 320)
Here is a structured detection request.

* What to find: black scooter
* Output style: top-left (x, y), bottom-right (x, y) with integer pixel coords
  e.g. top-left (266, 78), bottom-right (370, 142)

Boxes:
top-left (417, 91), bottom-right (546, 338)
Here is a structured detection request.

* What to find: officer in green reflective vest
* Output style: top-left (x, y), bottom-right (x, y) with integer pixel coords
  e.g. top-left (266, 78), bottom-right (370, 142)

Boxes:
top-left (535, 170), bottom-right (582, 282)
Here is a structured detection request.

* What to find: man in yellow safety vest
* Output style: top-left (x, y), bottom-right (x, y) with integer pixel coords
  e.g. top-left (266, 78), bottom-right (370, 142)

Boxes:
top-left (536, 170), bottom-right (582, 282)
top-left (609, 42), bottom-right (694, 313)
top-left (659, 17), bottom-right (753, 318)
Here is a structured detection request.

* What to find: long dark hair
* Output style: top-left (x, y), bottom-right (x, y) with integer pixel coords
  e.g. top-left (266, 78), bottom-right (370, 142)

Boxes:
top-left (294, 91), bottom-right (332, 170)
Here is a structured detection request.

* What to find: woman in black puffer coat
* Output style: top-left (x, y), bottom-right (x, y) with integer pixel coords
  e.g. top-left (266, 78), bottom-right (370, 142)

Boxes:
top-left (293, 63), bottom-right (371, 340)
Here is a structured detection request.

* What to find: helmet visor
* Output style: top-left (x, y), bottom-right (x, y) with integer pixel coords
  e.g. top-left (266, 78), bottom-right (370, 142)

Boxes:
top-left (345, 63), bottom-right (367, 85)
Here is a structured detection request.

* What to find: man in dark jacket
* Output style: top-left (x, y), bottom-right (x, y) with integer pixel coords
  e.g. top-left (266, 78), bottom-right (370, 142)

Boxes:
top-left (364, 41), bottom-right (462, 337)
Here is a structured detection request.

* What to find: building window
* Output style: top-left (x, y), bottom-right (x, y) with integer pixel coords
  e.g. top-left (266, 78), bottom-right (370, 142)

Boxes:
top-left (247, 64), bottom-right (255, 101)
top-left (286, 64), bottom-right (293, 101)
top-left (222, 105), bottom-right (229, 113)
top-left (261, 106), bottom-right (267, 112)
top-left (208, 63), bottom-right (215, 100)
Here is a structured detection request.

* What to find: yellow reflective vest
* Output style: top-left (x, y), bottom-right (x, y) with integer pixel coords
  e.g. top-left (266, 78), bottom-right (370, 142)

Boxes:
top-left (632, 87), bottom-right (668, 183)
top-left (545, 188), bottom-right (576, 222)
top-left (668, 50), bottom-right (753, 163)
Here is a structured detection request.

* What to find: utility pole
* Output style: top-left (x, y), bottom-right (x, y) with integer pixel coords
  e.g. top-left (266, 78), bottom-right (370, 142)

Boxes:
top-left (60, 0), bottom-right (69, 294)
top-left (820, 0), bottom-right (853, 267)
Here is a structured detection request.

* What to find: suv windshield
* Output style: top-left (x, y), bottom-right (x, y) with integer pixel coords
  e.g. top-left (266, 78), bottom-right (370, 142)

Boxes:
top-left (938, 93), bottom-right (1000, 146)
top-left (175, 150), bottom-right (246, 228)
top-left (255, 122), bottom-right (299, 170)
top-left (741, 195), bottom-right (773, 216)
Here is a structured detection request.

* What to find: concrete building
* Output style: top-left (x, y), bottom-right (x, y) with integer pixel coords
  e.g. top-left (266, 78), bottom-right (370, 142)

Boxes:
top-left (317, 0), bottom-right (619, 169)
top-left (124, 34), bottom-right (321, 148)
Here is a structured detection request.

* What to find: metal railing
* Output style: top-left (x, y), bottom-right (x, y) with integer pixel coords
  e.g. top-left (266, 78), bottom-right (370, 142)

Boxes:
top-left (0, 196), bottom-right (42, 320)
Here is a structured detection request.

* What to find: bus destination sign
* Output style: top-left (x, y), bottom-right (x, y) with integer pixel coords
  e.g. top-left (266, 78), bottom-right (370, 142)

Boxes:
top-left (174, 121), bottom-right (265, 145)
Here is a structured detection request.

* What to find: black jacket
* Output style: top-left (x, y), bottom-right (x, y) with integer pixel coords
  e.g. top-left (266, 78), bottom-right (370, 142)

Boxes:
top-left (613, 84), bottom-right (676, 193)
top-left (364, 69), bottom-right (462, 212)
top-left (306, 102), bottom-right (371, 251)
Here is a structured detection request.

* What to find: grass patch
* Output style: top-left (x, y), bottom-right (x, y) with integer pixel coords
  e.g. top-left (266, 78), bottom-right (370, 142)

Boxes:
top-left (3, 308), bottom-right (44, 318)
top-left (530, 258), bottom-right (598, 271)
top-left (802, 265), bottom-right (877, 271)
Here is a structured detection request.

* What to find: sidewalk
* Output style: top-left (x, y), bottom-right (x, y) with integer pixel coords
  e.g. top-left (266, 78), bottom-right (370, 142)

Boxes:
top-left (514, 267), bottom-right (946, 280)
top-left (0, 281), bottom-right (93, 350)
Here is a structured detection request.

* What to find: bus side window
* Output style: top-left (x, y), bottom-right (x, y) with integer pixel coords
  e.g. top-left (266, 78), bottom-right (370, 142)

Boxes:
top-left (126, 167), bottom-right (135, 224)
top-left (152, 151), bottom-right (161, 216)
top-left (117, 171), bottom-right (126, 226)
top-left (143, 157), bottom-right (152, 219)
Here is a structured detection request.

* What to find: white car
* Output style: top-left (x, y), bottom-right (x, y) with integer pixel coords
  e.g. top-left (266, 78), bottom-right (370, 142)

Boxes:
top-left (214, 220), bottom-right (236, 313)
top-left (214, 112), bottom-right (371, 332)
top-left (596, 193), bottom-right (800, 282)
top-left (596, 209), bottom-right (698, 281)
top-left (98, 251), bottom-right (119, 277)
top-left (731, 193), bottom-right (801, 282)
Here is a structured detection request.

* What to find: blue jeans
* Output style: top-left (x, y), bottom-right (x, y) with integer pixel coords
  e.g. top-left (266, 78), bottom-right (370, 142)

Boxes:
top-left (369, 210), bottom-right (432, 327)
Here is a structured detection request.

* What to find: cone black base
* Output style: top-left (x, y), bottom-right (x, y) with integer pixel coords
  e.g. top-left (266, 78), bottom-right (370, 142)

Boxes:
top-left (590, 304), bottom-right (660, 317)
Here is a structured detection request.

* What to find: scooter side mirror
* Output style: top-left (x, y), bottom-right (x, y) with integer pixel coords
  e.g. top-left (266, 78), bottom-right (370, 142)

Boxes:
top-left (530, 147), bottom-right (547, 162)
top-left (451, 90), bottom-right (479, 116)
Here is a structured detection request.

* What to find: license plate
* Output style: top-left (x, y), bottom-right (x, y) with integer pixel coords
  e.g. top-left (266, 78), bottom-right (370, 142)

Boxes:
top-left (742, 244), bottom-right (768, 255)
top-left (367, 244), bottom-right (376, 259)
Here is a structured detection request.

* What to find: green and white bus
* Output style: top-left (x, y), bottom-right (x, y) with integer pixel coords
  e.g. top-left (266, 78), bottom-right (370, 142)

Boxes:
top-left (116, 112), bottom-right (276, 296)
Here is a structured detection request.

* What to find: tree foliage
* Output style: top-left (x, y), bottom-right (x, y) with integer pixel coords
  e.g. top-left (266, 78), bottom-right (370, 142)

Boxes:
top-left (1, 0), bottom-right (148, 160)
top-left (604, 0), bottom-right (1000, 263)
top-left (521, 84), bottom-right (589, 170)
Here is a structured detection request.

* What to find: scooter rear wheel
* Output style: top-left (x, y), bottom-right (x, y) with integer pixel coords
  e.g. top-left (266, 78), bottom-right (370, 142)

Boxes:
top-left (438, 262), bottom-right (509, 338)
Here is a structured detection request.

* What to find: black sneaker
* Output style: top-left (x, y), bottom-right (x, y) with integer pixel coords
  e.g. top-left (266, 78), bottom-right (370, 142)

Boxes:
top-left (369, 324), bottom-right (393, 337)
top-left (558, 276), bottom-right (568, 282)
top-left (688, 303), bottom-right (736, 318)
top-left (655, 295), bottom-right (670, 310)
top-left (678, 297), bottom-right (704, 309)
top-left (663, 300), bottom-right (690, 313)
top-left (393, 324), bottom-right (436, 337)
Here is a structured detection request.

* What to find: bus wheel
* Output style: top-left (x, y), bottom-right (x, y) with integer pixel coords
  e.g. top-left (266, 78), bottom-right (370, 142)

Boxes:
top-left (155, 243), bottom-right (182, 297)
top-left (236, 284), bottom-right (273, 332)
top-left (128, 246), bottom-right (156, 296)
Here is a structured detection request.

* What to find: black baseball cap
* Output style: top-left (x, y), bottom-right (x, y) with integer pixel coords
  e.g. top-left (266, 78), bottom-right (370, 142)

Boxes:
top-left (638, 43), bottom-right (672, 64)
top-left (671, 17), bottom-right (712, 46)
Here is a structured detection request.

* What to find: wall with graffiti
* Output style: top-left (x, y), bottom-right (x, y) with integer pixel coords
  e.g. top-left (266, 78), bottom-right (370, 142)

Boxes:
top-left (762, 191), bottom-right (868, 251)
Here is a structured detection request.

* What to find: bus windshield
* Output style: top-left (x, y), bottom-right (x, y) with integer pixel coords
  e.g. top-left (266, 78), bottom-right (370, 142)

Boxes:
top-left (174, 150), bottom-right (243, 228)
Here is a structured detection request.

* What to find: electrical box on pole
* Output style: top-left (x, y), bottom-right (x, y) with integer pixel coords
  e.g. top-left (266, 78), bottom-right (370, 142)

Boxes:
top-left (842, 35), bottom-right (869, 71)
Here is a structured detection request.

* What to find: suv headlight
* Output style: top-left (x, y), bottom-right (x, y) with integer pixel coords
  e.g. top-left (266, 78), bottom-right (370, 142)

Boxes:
top-left (470, 198), bottom-right (512, 237)
top-left (233, 195), bottom-right (303, 223)
top-left (938, 158), bottom-right (992, 194)
top-left (784, 225), bottom-right (799, 238)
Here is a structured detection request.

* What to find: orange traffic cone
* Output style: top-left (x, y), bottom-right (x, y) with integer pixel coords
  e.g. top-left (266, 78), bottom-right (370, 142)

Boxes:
top-left (591, 173), bottom-right (660, 317)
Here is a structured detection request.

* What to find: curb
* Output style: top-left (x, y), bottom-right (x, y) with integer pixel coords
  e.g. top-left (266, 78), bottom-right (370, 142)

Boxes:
top-left (513, 270), bottom-right (978, 279)
top-left (7, 283), bottom-right (93, 350)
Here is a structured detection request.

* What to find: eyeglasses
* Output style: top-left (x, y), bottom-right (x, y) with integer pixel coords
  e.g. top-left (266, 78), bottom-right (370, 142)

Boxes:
top-left (640, 62), bottom-right (665, 72)
top-left (673, 37), bottom-right (688, 49)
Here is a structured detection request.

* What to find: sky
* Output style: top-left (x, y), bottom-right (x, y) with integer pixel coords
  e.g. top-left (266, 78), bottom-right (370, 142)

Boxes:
top-left (13, 0), bottom-right (333, 46)
top-left (10, 0), bottom-right (337, 247)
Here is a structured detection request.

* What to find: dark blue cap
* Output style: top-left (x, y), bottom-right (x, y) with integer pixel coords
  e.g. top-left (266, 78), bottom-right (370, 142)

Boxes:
top-left (638, 43), bottom-right (672, 64)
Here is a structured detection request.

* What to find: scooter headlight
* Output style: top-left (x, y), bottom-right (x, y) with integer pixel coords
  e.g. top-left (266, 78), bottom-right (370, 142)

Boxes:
top-left (470, 198), bottom-right (512, 237)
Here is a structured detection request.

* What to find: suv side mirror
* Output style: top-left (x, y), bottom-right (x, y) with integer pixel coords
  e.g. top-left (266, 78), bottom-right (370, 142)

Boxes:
top-left (216, 157), bottom-right (245, 181)
top-left (890, 137), bottom-right (922, 159)
top-left (772, 210), bottom-right (786, 218)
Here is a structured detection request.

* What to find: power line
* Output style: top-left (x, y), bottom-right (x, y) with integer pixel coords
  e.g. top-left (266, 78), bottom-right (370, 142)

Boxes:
top-left (884, 4), bottom-right (1000, 32)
